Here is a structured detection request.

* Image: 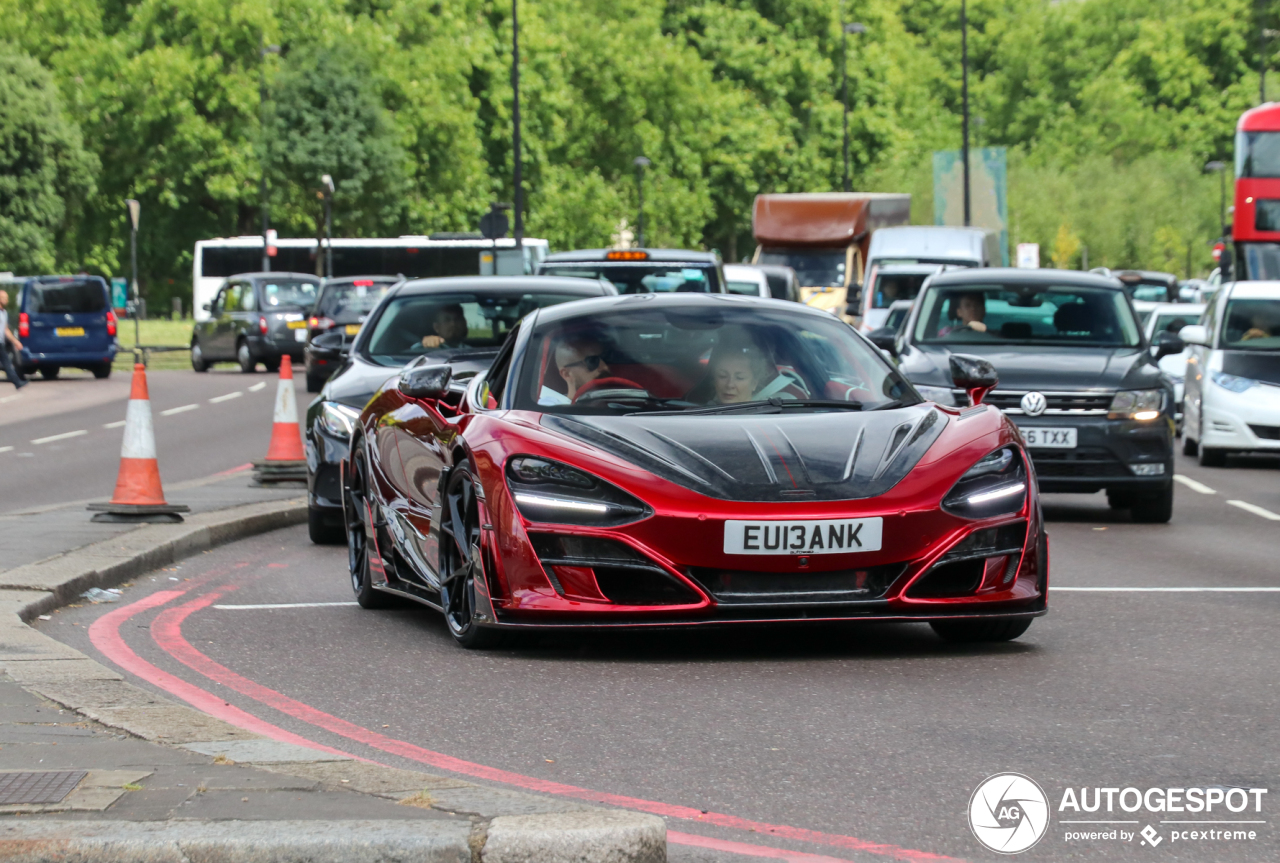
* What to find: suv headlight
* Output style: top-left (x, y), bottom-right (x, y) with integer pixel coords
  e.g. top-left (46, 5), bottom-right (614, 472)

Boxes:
top-left (914, 385), bottom-right (957, 407)
top-left (506, 456), bottom-right (652, 526)
top-left (318, 402), bottom-right (361, 439)
top-left (1210, 371), bottom-right (1259, 394)
top-left (1108, 389), bottom-right (1163, 420)
top-left (942, 446), bottom-right (1028, 518)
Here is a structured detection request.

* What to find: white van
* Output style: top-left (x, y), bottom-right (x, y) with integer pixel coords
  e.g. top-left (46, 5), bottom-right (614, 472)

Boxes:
top-left (853, 226), bottom-right (998, 331)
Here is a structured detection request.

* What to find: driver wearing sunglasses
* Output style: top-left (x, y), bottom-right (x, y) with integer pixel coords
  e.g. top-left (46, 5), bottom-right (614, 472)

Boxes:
top-left (555, 336), bottom-right (612, 400)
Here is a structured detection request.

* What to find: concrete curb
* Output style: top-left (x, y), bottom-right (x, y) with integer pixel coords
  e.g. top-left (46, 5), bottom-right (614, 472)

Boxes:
top-left (0, 497), bottom-right (668, 862)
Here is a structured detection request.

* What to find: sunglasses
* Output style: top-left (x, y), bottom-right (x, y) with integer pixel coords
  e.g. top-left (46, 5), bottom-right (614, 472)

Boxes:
top-left (562, 354), bottom-right (605, 372)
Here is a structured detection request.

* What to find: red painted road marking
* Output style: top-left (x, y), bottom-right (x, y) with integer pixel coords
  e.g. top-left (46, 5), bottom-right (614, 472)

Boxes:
top-left (214, 462), bottom-right (253, 476)
top-left (101, 582), bottom-right (957, 863)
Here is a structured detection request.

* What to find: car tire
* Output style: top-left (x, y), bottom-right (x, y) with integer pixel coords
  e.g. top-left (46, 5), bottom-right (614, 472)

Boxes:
top-left (1198, 446), bottom-right (1227, 467)
top-left (39, 366), bottom-right (60, 380)
top-left (237, 340), bottom-right (256, 374)
top-left (306, 373), bottom-right (324, 393)
top-left (191, 341), bottom-right (209, 372)
top-left (1106, 492), bottom-right (1130, 510)
top-left (1182, 434), bottom-right (1198, 456)
top-left (264, 358), bottom-right (280, 374)
top-left (439, 465), bottom-right (509, 649)
top-left (92, 361), bottom-right (112, 379)
top-left (930, 618), bottom-right (1032, 643)
top-left (344, 447), bottom-right (397, 609)
top-left (308, 505), bottom-right (344, 545)
top-left (1129, 485), bottom-right (1174, 524)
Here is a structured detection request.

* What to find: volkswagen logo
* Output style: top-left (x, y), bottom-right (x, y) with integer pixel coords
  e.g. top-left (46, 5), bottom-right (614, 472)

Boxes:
top-left (1020, 392), bottom-right (1048, 417)
top-left (968, 772), bottom-right (1049, 854)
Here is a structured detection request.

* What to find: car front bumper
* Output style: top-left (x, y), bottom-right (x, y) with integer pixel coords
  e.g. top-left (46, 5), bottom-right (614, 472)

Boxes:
top-left (1009, 413), bottom-right (1174, 494)
top-left (305, 414), bottom-right (350, 511)
top-left (1199, 383), bottom-right (1280, 453)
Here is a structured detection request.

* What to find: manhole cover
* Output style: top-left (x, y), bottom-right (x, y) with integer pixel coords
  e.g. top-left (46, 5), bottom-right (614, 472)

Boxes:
top-left (0, 770), bottom-right (87, 805)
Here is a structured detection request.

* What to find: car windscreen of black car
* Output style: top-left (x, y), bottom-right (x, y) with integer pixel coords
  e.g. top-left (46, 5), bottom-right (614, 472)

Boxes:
top-left (914, 284), bottom-right (1141, 347)
top-left (361, 292), bottom-right (589, 368)
top-left (540, 264), bottom-right (719, 293)
top-left (26, 280), bottom-right (106, 314)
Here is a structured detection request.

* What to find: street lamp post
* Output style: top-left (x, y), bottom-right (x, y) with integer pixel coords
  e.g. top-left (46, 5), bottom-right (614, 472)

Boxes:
top-left (511, 0), bottom-right (524, 263)
top-left (125, 199), bottom-right (141, 351)
top-left (633, 157), bottom-right (651, 248)
top-left (961, 0), bottom-right (971, 226)
top-left (841, 22), bottom-right (866, 194)
top-left (321, 174), bottom-right (335, 279)
top-left (259, 43), bottom-right (281, 272)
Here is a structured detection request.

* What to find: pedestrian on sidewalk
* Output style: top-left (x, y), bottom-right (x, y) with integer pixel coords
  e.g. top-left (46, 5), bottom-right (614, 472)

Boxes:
top-left (0, 289), bottom-right (29, 389)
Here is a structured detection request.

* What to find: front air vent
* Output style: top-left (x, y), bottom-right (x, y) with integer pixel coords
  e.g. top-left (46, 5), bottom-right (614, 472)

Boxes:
top-left (529, 533), bottom-right (701, 606)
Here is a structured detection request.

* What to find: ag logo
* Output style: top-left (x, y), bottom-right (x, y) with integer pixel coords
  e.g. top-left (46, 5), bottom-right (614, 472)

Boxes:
top-left (968, 773), bottom-right (1050, 854)
top-left (1020, 392), bottom-right (1048, 417)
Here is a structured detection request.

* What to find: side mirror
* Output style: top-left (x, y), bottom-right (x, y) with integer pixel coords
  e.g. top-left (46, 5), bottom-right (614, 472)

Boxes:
top-left (311, 331), bottom-right (344, 352)
top-left (1152, 330), bottom-right (1185, 360)
top-left (949, 353), bottom-right (998, 406)
top-left (1178, 324), bottom-right (1209, 347)
top-left (398, 363), bottom-right (452, 400)
top-left (202, 302), bottom-right (212, 312)
top-left (868, 329), bottom-right (898, 355)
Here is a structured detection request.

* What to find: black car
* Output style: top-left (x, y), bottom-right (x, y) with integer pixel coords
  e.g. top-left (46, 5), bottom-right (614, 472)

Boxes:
top-left (888, 269), bottom-right (1184, 522)
top-left (191, 272), bottom-right (320, 373)
top-left (535, 248), bottom-right (726, 293)
top-left (303, 275), bottom-right (402, 392)
top-left (304, 276), bottom-right (618, 543)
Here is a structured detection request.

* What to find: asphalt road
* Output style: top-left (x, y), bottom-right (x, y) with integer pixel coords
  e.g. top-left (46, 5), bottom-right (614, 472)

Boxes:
top-left (0, 367), bottom-right (320, 512)
top-left (33, 402), bottom-right (1280, 863)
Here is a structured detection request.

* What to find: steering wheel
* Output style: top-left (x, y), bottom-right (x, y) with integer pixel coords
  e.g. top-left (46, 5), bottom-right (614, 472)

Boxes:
top-left (572, 376), bottom-right (646, 403)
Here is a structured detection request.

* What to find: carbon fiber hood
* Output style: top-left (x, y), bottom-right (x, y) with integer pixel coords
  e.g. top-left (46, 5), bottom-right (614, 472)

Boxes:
top-left (540, 404), bottom-right (945, 502)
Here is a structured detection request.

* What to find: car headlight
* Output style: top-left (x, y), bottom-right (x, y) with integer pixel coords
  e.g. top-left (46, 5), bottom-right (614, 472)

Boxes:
top-left (914, 385), bottom-right (957, 407)
top-left (506, 456), bottom-right (651, 526)
top-left (942, 446), bottom-right (1028, 518)
top-left (1108, 389), bottom-right (1163, 421)
top-left (318, 402), bottom-right (361, 439)
top-left (1210, 371), bottom-right (1259, 394)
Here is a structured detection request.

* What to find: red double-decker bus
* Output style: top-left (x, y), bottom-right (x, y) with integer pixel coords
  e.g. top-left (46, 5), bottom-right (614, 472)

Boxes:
top-left (1233, 102), bottom-right (1280, 278)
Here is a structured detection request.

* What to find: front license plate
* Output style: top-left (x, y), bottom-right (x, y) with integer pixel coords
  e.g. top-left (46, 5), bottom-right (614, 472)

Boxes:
top-left (345, 324), bottom-right (360, 336)
top-left (724, 518), bottom-right (883, 555)
top-left (1022, 427), bottom-right (1077, 448)
top-left (55, 327), bottom-right (85, 337)
top-left (294, 329), bottom-right (307, 342)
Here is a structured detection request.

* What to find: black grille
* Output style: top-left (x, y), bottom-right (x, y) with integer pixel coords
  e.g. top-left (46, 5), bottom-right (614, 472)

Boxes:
top-left (908, 558), bottom-right (985, 598)
top-left (529, 533), bottom-right (700, 606)
top-left (687, 564), bottom-right (905, 607)
top-left (1249, 424), bottom-right (1280, 441)
top-left (1030, 447), bottom-right (1129, 478)
top-left (979, 391), bottom-right (1112, 414)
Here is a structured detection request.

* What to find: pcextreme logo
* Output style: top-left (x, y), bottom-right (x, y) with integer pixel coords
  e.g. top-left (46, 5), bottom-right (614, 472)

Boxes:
top-left (969, 773), bottom-right (1051, 854)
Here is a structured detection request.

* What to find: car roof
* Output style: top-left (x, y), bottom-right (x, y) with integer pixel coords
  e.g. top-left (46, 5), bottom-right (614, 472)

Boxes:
top-left (25, 275), bottom-right (107, 284)
top-left (541, 248), bottom-right (719, 264)
top-left (322, 275), bottom-right (402, 286)
top-left (391, 275), bottom-right (614, 297)
top-left (228, 272), bottom-right (321, 282)
top-left (1115, 269), bottom-right (1177, 285)
top-left (874, 263), bottom-right (944, 274)
top-left (927, 267), bottom-right (1124, 290)
top-left (1225, 280), bottom-right (1280, 299)
top-left (526, 290), bottom-right (828, 327)
top-left (1146, 302), bottom-right (1205, 314)
top-left (723, 264), bottom-right (768, 283)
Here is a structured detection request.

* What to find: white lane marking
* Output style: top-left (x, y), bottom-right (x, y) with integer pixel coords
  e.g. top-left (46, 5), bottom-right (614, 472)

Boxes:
top-left (1226, 499), bottom-right (1280, 521)
top-left (1053, 587), bottom-right (1280, 592)
top-left (212, 602), bottom-right (359, 610)
top-left (248, 382), bottom-right (267, 392)
top-left (209, 392), bottom-right (243, 404)
top-left (1173, 474), bottom-right (1216, 495)
top-left (160, 404), bottom-right (199, 416)
top-left (0, 395), bottom-right (18, 404)
top-left (103, 420), bottom-right (127, 429)
top-left (31, 430), bottom-right (87, 445)
top-left (0, 446), bottom-right (12, 454)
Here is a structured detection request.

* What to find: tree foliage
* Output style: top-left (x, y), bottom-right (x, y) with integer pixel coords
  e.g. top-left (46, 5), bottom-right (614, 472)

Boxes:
top-left (0, 0), bottom-right (1273, 304)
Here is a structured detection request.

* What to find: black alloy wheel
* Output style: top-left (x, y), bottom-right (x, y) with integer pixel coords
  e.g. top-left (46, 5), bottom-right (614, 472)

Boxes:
top-left (438, 466), bottom-right (506, 649)
top-left (930, 618), bottom-right (1032, 643)
top-left (344, 448), bottom-right (395, 609)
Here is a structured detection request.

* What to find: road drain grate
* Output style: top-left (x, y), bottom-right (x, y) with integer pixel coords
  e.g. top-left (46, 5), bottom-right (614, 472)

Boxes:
top-left (0, 770), bottom-right (87, 805)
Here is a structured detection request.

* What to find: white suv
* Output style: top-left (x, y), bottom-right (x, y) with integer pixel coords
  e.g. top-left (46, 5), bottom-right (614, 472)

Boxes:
top-left (1180, 281), bottom-right (1280, 466)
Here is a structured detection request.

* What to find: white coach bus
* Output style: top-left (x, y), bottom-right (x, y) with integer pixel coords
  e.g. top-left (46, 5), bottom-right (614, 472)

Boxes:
top-left (191, 235), bottom-right (549, 322)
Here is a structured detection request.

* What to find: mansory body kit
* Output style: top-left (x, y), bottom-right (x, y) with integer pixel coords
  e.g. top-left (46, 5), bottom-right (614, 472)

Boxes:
top-left (343, 294), bottom-right (1048, 648)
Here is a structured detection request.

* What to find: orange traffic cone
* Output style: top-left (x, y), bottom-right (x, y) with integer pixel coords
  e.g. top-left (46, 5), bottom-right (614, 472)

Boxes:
top-left (252, 356), bottom-right (307, 486)
top-left (88, 364), bottom-right (190, 523)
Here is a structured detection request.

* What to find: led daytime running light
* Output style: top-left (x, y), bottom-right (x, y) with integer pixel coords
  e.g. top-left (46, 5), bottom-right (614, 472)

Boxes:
top-left (512, 493), bottom-right (610, 514)
top-left (966, 482), bottom-right (1026, 505)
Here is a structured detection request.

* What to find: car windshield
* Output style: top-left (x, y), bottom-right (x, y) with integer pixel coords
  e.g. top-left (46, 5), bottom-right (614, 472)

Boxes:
top-left (316, 280), bottom-right (393, 318)
top-left (260, 279), bottom-right (319, 309)
top-left (725, 279), bottom-right (762, 296)
top-left (1152, 311), bottom-right (1199, 336)
top-left (26, 280), bottom-right (105, 314)
top-left (869, 271), bottom-right (930, 309)
top-left (363, 291), bottom-right (589, 367)
top-left (914, 284), bottom-right (1142, 347)
top-left (1221, 299), bottom-right (1280, 350)
top-left (756, 250), bottom-right (845, 287)
top-left (539, 264), bottom-right (720, 293)
top-left (1126, 283), bottom-right (1173, 303)
top-left (514, 302), bottom-right (917, 415)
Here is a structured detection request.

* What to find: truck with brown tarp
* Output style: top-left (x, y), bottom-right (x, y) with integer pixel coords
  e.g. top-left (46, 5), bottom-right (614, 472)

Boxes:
top-left (750, 193), bottom-right (912, 316)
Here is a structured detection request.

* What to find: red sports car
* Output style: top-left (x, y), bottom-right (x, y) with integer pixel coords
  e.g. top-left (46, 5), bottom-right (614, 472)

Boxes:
top-left (343, 294), bottom-right (1047, 648)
